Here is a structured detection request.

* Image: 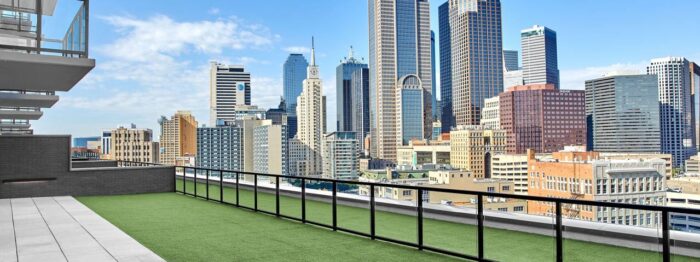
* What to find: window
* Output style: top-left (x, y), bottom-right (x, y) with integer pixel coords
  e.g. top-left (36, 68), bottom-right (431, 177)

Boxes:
top-left (402, 191), bottom-right (412, 196)
top-left (497, 208), bottom-right (508, 212)
top-left (487, 187), bottom-right (495, 192)
top-left (514, 206), bottom-right (524, 212)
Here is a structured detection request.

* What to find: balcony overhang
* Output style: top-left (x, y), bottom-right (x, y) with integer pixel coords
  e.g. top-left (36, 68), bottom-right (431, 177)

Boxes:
top-left (0, 92), bottom-right (58, 107)
top-left (0, 51), bottom-right (95, 92)
top-left (0, 122), bottom-right (30, 129)
top-left (0, 109), bottom-right (42, 120)
top-left (0, 0), bottom-right (57, 15)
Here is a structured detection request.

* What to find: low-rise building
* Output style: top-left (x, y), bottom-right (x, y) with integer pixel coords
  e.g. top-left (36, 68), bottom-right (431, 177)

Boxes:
top-left (667, 192), bottom-right (700, 233)
top-left (667, 175), bottom-right (700, 195)
top-left (358, 168), bottom-right (431, 202)
top-left (322, 131), bottom-right (359, 179)
top-left (396, 140), bottom-right (450, 166)
top-left (527, 150), bottom-right (666, 227)
top-left (491, 153), bottom-right (529, 195)
top-left (686, 154), bottom-right (700, 174)
top-left (600, 152), bottom-right (673, 178)
top-left (111, 125), bottom-right (159, 163)
top-left (427, 170), bottom-right (526, 213)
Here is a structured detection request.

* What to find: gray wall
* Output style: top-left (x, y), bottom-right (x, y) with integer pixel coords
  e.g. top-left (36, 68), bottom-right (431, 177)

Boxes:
top-left (0, 135), bottom-right (174, 198)
top-left (71, 160), bottom-right (118, 169)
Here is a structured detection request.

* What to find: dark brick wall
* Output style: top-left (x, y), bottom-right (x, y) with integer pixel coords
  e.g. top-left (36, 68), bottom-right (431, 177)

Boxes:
top-left (0, 135), bottom-right (174, 198)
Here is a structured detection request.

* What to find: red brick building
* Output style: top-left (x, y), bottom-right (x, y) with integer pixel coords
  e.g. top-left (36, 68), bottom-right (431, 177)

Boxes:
top-left (499, 84), bottom-right (586, 154)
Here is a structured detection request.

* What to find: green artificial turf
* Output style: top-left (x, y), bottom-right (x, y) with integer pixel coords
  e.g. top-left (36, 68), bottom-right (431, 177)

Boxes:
top-left (77, 180), bottom-right (695, 262)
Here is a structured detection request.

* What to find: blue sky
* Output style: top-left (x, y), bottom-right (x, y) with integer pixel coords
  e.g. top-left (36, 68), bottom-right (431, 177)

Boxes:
top-left (34, 0), bottom-right (700, 138)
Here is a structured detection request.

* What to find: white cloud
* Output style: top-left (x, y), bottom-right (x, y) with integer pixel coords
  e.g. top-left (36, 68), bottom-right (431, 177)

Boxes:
top-left (560, 61), bottom-right (648, 90)
top-left (208, 8), bottom-right (220, 15)
top-left (283, 46), bottom-right (310, 54)
top-left (61, 14), bottom-right (279, 126)
top-left (251, 77), bottom-right (283, 109)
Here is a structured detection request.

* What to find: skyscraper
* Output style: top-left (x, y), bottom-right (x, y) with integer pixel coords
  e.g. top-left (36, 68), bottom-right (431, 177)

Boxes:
top-left (585, 74), bottom-right (660, 153)
top-left (351, 67), bottom-right (370, 154)
top-left (254, 120), bottom-right (288, 176)
top-left (159, 111), bottom-right (197, 165)
top-left (111, 125), bottom-right (158, 163)
top-left (521, 25), bottom-right (559, 88)
top-left (450, 0), bottom-right (504, 126)
top-left (690, 62), bottom-right (700, 150)
top-left (369, 0), bottom-right (432, 161)
top-left (295, 38), bottom-right (325, 176)
top-left (397, 75), bottom-right (425, 145)
top-left (438, 1), bottom-right (452, 133)
top-left (209, 62), bottom-right (251, 126)
top-left (283, 54), bottom-right (309, 138)
top-left (503, 50), bottom-right (519, 71)
top-left (431, 30), bottom-right (438, 121)
top-left (336, 46), bottom-right (368, 131)
top-left (647, 57), bottom-right (696, 166)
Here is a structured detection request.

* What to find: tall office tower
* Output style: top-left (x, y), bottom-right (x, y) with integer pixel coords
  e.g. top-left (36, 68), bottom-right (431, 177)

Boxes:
top-left (438, 1), bottom-right (453, 133)
top-left (503, 69), bottom-right (524, 89)
top-left (111, 125), bottom-right (158, 163)
top-left (585, 74), bottom-right (661, 153)
top-left (397, 75), bottom-right (425, 145)
top-left (101, 130), bottom-right (112, 159)
top-left (254, 120), bottom-right (288, 175)
top-left (503, 50), bottom-right (519, 71)
top-left (158, 111), bottom-right (197, 165)
top-left (648, 57), bottom-right (696, 166)
top-left (449, 125), bottom-right (507, 178)
top-left (499, 84), bottom-right (586, 154)
top-left (431, 30), bottom-right (438, 121)
top-left (351, 68), bottom-right (370, 154)
top-left (521, 25), bottom-right (559, 88)
top-left (336, 46), bottom-right (368, 131)
top-left (283, 54), bottom-right (309, 138)
top-left (196, 120), bottom-right (243, 172)
top-left (322, 132), bottom-right (360, 179)
top-left (209, 62), bottom-right (251, 126)
top-left (480, 96), bottom-right (500, 129)
top-left (368, 0), bottom-right (432, 161)
top-left (450, 0), bottom-right (504, 126)
top-left (266, 98), bottom-right (288, 125)
top-left (690, 62), bottom-right (700, 150)
top-left (295, 39), bottom-right (325, 177)
top-left (432, 121), bottom-right (442, 139)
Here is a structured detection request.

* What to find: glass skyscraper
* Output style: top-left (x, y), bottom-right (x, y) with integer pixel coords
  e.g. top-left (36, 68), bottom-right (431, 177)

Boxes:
top-left (585, 74), bottom-right (661, 153)
top-left (283, 54), bottom-right (309, 138)
top-left (449, 0), bottom-right (504, 126)
top-left (431, 30), bottom-right (438, 121)
top-left (521, 25), bottom-right (559, 88)
top-left (438, 1), bottom-right (452, 132)
top-left (336, 47), bottom-right (368, 132)
top-left (351, 68), bottom-right (370, 154)
top-left (368, 0), bottom-right (432, 161)
top-left (503, 50), bottom-right (519, 71)
top-left (398, 75), bottom-right (424, 145)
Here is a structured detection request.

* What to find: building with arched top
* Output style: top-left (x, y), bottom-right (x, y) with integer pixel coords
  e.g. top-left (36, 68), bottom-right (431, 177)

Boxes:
top-left (397, 75), bottom-right (424, 146)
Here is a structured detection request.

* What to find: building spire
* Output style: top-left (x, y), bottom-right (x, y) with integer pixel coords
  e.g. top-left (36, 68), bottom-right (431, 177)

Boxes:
top-left (348, 45), bottom-right (354, 59)
top-left (311, 36), bottom-right (316, 66)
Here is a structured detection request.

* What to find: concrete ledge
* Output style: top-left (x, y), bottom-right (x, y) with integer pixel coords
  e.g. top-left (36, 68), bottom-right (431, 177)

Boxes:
top-left (71, 160), bottom-right (118, 169)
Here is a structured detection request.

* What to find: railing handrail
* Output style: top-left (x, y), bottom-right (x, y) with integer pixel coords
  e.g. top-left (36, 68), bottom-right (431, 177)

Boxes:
top-left (161, 163), bottom-right (700, 216)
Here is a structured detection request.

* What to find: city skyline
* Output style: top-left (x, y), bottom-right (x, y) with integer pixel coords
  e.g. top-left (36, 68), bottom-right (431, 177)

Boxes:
top-left (34, 0), bottom-right (700, 138)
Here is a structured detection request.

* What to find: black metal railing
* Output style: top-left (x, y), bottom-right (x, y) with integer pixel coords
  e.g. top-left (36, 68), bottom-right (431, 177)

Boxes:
top-left (132, 163), bottom-right (699, 262)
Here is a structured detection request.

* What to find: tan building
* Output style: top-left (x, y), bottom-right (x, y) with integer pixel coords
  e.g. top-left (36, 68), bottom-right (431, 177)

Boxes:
top-left (396, 140), bottom-right (450, 166)
top-left (254, 121), bottom-right (288, 176)
top-left (449, 125), bottom-right (507, 178)
top-left (111, 126), bottom-right (159, 163)
top-left (295, 40), bottom-right (325, 177)
top-left (527, 150), bottom-right (666, 227)
top-left (159, 111), bottom-right (197, 165)
top-left (491, 153), bottom-right (529, 195)
top-left (685, 154), bottom-right (700, 174)
top-left (427, 170), bottom-right (526, 213)
top-left (600, 152), bottom-right (673, 178)
top-left (667, 175), bottom-right (700, 195)
top-left (358, 169), bottom-right (430, 202)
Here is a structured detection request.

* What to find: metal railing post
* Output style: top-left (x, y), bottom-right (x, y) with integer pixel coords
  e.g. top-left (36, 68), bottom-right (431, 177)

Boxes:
top-left (219, 171), bottom-right (223, 203)
top-left (275, 176), bottom-right (280, 217)
top-left (193, 168), bottom-right (197, 197)
top-left (417, 189), bottom-right (423, 250)
top-left (662, 210), bottom-right (670, 262)
top-left (301, 178), bottom-right (306, 223)
top-left (183, 167), bottom-right (187, 195)
top-left (370, 184), bottom-right (375, 240)
top-left (477, 194), bottom-right (484, 260)
top-left (556, 201), bottom-right (563, 262)
top-left (332, 181), bottom-right (337, 231)
top-left (205, 170), bottom-right (210, 200)
top-left (254, 174), bottom-right (258, 211)
top-left (235, 172), bottom-right (240, 206)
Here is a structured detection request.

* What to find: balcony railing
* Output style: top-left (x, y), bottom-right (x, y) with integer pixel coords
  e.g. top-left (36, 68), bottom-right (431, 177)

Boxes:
top-left (0, 0), bottom-right (89, 57)
top-left (116, 161), bottom-right (700, 262)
